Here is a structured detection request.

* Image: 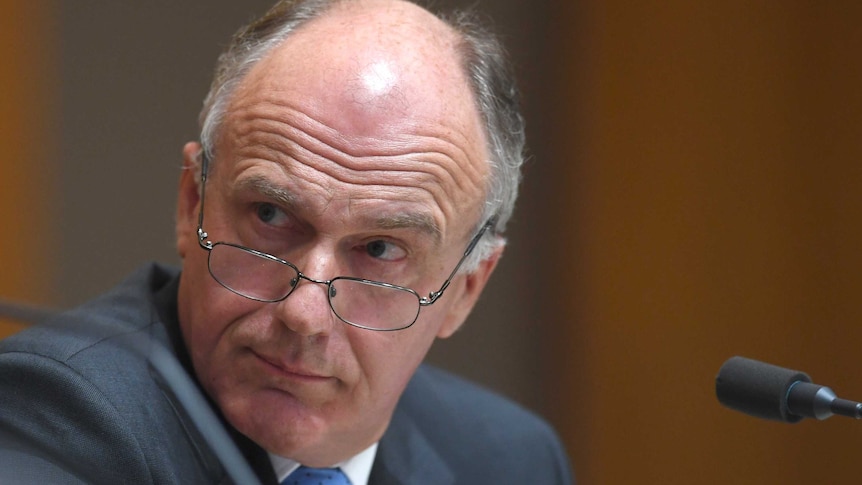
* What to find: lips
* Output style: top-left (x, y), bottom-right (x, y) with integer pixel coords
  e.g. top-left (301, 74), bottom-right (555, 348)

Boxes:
top-left (252, 350), bottom-right (332, 382)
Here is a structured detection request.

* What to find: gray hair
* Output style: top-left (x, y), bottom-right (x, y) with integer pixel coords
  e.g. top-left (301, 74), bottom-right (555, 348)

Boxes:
top-left (198, 0), bottom-right (525, 270)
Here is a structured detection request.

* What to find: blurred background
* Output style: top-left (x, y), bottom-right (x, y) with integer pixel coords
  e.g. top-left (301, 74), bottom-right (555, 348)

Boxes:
top-left (2, 1), bottom-right (861, 483)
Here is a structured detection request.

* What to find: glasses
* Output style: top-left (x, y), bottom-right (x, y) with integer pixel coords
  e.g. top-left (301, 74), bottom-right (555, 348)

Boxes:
top-left (195, 155), bottom-right (495, 331)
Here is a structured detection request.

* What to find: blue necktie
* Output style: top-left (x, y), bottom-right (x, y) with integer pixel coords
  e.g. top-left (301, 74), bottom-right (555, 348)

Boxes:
top-left (282, 466), bottom-right (352, 485)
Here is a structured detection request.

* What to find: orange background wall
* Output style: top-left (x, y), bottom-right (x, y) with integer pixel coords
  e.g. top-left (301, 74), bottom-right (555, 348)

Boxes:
top-left (0, 1), bottom-right (55, 336)
top-left (541, 2), bottom-right (862, 483)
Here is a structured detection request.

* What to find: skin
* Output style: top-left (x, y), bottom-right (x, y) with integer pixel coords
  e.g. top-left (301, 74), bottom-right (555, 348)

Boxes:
top-left (174, 0), bottom-right (502, 467)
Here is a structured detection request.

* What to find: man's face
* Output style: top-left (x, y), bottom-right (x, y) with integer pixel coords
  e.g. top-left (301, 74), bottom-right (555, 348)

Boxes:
top-left (174, 1), bottom-right (499, 466)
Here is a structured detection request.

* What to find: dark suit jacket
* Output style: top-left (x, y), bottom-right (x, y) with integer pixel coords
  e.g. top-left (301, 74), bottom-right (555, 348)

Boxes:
top-left (0, 264), bottom-right (572, 484)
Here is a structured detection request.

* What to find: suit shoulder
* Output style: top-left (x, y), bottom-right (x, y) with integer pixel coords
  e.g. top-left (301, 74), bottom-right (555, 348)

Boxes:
top-left (405, 365), bottom-right (556, 437)
top-left (0, 262), bottom-right (179, 361)
top-left (389, 364), bottom-right (573, 483)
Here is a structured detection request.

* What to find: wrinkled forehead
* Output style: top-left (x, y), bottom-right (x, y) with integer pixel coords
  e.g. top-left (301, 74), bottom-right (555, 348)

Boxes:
top-left (224, 0), bottom-right (488, 159)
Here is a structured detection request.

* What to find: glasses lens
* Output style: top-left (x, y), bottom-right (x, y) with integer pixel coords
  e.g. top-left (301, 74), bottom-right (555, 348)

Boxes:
top-left (328, 279), bottom-right (421, 330)
top-left (208, 243), bottom-right (298, 302)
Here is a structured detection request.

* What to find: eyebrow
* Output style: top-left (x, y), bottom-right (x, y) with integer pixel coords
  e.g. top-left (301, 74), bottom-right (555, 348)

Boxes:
top-left (234, 175), bottom-right (297, 208)
top-left (375, 213), bottom-right (442, 245)
top-left (233, 175), bottom-right (442, 244)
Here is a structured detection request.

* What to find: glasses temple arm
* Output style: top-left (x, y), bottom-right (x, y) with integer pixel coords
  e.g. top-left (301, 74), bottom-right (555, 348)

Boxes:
top-left (420, 216), bottom-right (497, 306)
top-left (196, 151), bottom-right (213, 249)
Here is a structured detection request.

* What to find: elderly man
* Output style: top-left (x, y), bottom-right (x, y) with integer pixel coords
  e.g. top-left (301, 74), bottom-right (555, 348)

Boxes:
top-left (0, 0), bottom-right (572, 483)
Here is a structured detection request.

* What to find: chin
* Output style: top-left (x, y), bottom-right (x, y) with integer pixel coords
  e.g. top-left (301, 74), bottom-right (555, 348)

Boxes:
top-left (227, 387), bottom-right (330, 452)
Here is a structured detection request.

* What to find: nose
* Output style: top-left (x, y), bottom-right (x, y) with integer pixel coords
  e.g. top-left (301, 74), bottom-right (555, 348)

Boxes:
top-left (273, 256), bottom-right (338, 337)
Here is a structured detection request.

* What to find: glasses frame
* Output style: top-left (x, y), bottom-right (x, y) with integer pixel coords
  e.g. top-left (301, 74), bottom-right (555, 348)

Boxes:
top-left (194, 153), bottom-right (496, 331)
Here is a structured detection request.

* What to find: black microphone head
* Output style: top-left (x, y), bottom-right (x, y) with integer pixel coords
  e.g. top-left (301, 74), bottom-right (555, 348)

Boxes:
top-left (715, 356), bottom-right (811, 423)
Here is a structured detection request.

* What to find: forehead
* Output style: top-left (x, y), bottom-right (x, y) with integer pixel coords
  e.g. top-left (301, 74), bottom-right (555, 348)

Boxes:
top-left (236, 1), bottom-right (483, 139)
top-left (213, 0), bottom-right (490, 236)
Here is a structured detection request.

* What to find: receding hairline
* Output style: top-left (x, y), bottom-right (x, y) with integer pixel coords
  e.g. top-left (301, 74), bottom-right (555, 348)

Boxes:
top-left (203, 0), bottom-right (483, 163)
top-left (230, 0), bottom-right (470, 100)
top-left (211, 0), bottom-right (483, 245)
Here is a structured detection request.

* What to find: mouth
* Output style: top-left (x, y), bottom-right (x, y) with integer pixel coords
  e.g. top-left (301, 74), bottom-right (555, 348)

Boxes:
top-left (251, 350), bottom-right (332, 383)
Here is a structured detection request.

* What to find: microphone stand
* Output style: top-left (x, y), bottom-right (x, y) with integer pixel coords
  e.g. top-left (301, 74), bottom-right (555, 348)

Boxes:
top-left (0, 298), bottom-right (263, 485)
top-left (0, 298), bottom-right (58, 325)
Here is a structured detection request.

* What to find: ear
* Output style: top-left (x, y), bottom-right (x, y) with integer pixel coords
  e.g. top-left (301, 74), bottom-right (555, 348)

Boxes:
top-left (176, 142), bottom-right (203, 259)
top-left (436, 244), bottom-right (503, 339)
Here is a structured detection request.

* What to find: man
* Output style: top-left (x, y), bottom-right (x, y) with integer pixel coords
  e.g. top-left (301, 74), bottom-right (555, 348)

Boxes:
top-left (0, 0), bottom-right (572, 483)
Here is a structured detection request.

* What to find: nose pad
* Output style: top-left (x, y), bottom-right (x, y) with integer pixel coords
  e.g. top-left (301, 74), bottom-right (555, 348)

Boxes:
top-left (274, 276), bottom-right (336, 337)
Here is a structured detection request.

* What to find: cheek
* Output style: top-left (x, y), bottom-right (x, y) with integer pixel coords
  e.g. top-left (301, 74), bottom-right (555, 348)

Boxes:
top-left (349, 315), bottom-right (442, 403)
top-left (179, 249), bottom-right (258, 381)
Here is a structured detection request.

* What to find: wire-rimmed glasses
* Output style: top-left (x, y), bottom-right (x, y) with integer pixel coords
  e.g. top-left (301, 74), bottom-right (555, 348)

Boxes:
top-left (194, 155), bottom-right (495, 331)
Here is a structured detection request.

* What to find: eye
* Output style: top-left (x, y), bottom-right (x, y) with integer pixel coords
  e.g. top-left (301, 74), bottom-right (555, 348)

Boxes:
top-left (364, 239), bottom-right (407, 261)
top-left (255, 202), bottom-right (288, 226)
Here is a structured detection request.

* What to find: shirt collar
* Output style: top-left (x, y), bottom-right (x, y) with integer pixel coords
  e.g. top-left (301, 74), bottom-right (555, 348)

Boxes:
top-left (269, 442), bottom-right (378, 485)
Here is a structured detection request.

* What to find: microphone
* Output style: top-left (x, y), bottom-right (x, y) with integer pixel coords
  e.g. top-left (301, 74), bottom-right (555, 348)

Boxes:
top-left (715, 356), bottom-right (862, 422)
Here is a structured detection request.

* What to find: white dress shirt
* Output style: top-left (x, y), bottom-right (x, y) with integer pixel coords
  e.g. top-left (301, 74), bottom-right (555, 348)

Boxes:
top-left (269, 443), bottom-right (378, 485)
